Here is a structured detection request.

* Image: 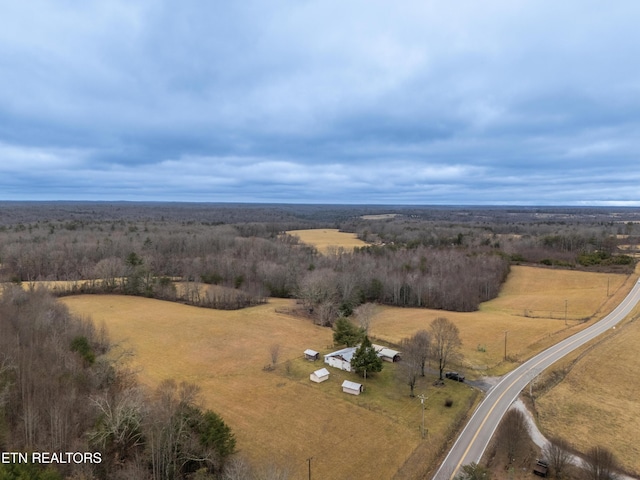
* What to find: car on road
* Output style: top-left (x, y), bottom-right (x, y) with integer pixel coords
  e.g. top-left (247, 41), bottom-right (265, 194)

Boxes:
top-left (445, 371), bottom-right (465, 382)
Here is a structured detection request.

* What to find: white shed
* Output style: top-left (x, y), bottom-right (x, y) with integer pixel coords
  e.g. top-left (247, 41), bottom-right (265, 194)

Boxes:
top-left (342, 380), bottom-right (363, 395)
top-left (310, 368), bottom-right (330, 383)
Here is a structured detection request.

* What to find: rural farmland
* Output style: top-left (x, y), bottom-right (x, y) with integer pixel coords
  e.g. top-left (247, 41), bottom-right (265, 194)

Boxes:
top-left (60, 265), bottom-right (634, 478)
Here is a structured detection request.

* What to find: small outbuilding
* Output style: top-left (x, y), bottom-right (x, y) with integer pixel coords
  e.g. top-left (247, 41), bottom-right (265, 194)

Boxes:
top-left (304, 349), bottom-right (320, 361)
top-left (373, 344), bottom-right (401, 363)
top-left (310, 368), bottom-right (330, 383)
top-left (341, 380), bottom-right (363, 396)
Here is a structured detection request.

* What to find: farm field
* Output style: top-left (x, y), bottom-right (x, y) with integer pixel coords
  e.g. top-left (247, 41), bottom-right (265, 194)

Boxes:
top-left (536, 299), bottom-right (640, 475)
top-left (287, 228), bottom-right (368, 253)
top-left (59, 266), bottom-right (636, 478)
top-left (61, 295), bottom-right (475, 479)
top-left (371, 266), bottom-right (632, 375)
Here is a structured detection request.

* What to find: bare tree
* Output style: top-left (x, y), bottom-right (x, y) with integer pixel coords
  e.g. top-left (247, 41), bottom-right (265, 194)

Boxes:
top-left (543, 437), bottom-right (572, 479)
top-left (353, 302), bottom-right (378, 334)
top-left (582, 445), bottom-right (619, 480)
top-left (269, 344), bottom-right (281, 368)
top-left (398, 338), bottom-right (420, 397)
top-left (430, 317), bottom-right (462, 380)
top-left (495, 409), bottom-right (529, 463)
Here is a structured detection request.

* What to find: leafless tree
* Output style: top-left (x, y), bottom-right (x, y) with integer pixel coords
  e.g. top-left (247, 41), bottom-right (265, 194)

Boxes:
top-left (543, 437), bottom-right (572, 479)
top-left (430, 317), bottom-right (461, 380)
top-left (495, 409), bottom-right (529, 463)
top-left (398, 338), bottom-right (421, 397)
top-left (582, 445), bottom-right (619, 480)
top-left (353, 302), bottom-right (378, 334)
top-left (269, 344), bottom-right (281, 368)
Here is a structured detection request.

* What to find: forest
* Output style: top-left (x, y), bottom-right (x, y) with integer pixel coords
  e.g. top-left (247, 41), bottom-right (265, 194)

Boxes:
top-left (0, 203), bottom-right (637, 317)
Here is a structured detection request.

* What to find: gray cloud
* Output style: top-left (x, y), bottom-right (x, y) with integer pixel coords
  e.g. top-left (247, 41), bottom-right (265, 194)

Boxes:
top-left (0, 1), bottom-right (639, 204)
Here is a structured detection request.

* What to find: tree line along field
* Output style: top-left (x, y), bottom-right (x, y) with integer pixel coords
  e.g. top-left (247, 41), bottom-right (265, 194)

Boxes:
top-left (58, 264), bottom-right (636, 479)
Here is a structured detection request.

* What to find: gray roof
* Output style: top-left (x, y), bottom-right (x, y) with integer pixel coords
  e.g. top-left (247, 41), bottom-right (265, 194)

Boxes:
top-left (325, 346), bottom-right (358, 362)
top-left (342, 380), bottom-right (362, 390)
top-left (304, 349), bottom-right (319, 356)
top-left (313, 368), bottom-right (330, 377)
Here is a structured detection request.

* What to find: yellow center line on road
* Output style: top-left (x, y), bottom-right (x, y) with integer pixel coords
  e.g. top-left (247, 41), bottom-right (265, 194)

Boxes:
top-left (447, 284), bottom-right (640, 479)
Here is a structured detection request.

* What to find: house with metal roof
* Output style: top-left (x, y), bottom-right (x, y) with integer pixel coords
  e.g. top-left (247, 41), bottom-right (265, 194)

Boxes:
top-left (324, 346), bottom-right (358, 372)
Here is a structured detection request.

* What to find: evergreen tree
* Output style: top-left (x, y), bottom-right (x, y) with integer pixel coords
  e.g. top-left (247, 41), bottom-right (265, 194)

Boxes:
top-left (333, 317), bottom-right (365, 347)
top-left (351, 336), bottom-right (382, 378)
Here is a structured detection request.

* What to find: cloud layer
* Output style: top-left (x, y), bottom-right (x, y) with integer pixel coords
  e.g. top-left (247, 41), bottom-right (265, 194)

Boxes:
top-left (1, 1), bottom-right (639, 204)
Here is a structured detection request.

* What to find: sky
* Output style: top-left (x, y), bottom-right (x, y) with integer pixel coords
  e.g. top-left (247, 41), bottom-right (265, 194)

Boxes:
top-left (0, 1), bottom-right (639, 205)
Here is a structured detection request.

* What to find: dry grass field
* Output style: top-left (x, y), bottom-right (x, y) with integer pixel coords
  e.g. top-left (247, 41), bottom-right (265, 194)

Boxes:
top-left (535, 300), bottom-right (640, 475)
top-left (287, 228), bottom-right (368, 253)
top-left (371, 266), bottom-right (631, 375)
top-left (60, 295), bottom-right (477, 479)
top-left (58, 265), bottom-right (638, 478)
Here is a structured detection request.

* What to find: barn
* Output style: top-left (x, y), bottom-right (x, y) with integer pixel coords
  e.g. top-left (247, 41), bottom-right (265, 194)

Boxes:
top-left (324, 347), bottom-right (357, 372)
top-left (310, 367), bottom-right (330, 383)
top-left (342, 380), bottom-right (363, 395)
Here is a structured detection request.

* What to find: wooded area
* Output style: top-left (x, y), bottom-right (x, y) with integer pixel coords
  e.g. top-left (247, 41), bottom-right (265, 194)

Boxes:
top-left (1, 203), bottom-right (636, 318)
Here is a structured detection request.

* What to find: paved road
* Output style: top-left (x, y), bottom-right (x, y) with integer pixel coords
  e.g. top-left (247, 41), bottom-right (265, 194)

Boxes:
top-left (432, 279), bottom-right (640, 480)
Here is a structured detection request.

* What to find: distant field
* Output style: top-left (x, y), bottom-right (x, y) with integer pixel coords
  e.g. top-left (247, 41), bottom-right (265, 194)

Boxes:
top-left (536, 300), bottom-right (640, 475)
top-left (287, 228), bottom-right (368, 253)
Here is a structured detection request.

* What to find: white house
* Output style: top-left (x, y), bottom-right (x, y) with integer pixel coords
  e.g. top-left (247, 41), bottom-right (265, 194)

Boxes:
top-left (324, 347), bottom-right (357, 372)
top-left (342, 380), bottom-right (363, 395)
top-left (310, 367), bottom-right (330, 383)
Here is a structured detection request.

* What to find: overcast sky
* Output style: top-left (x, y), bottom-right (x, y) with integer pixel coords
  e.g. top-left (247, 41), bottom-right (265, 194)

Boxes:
top-left (1, 1), bottom-right (639, 205)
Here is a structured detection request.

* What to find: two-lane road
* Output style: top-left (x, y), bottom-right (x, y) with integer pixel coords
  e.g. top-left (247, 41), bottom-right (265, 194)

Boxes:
top-left (433, 279), bottom-right (640, 480)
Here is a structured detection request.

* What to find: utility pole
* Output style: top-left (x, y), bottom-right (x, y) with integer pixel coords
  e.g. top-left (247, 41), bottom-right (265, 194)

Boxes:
top-left (564, 299), bottom-right (568, 326)
top-left (504, 330), bottom-right (508, 361)
top-left (307, 457), bottom-right (312, 480)
top-left (417, 394), bottom-right (427, 439)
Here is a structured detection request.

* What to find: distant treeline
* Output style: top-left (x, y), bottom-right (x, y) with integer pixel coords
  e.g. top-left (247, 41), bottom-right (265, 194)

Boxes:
top-left (0, 203), bottom-right (637, 317)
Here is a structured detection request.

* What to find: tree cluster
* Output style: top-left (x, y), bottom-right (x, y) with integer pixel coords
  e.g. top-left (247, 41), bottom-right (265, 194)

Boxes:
top-left (0, 287), bottom-right (236, 480)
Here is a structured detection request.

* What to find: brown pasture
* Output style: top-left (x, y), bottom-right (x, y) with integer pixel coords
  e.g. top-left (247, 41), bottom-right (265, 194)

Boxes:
top-left (61, 295), bottom-right (441, 479)
top-left (287, 228), bottom-right (368, 253)
top-left (59, 265), bottom-right (637, 478)
top-left (371, 266), bottom-right (632, 375)
top-left (536, 300), bottom-right (640, 475)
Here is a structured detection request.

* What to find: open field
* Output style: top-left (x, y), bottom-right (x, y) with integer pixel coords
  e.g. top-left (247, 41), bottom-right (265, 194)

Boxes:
top-left (59, 266), bottom-right (637, 478)
top-left (535, 299), bottom-right (640, 475)
top-left (372, 266), bottom-right (632, 375)
top-left (61, 295), bottom-right (476, 479)
top-left (287, 228), bottom-right (369, 253)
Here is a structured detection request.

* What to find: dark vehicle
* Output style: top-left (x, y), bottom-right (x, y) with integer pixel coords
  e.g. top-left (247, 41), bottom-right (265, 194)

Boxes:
top-left (445, 371), bottom-right (465, 382)
top-left (533, 459), bottom-right (549, 477)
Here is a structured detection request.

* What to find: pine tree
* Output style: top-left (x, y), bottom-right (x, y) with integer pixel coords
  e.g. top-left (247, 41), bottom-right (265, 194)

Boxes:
top-left (351, 336), bottom-right (383, 378)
